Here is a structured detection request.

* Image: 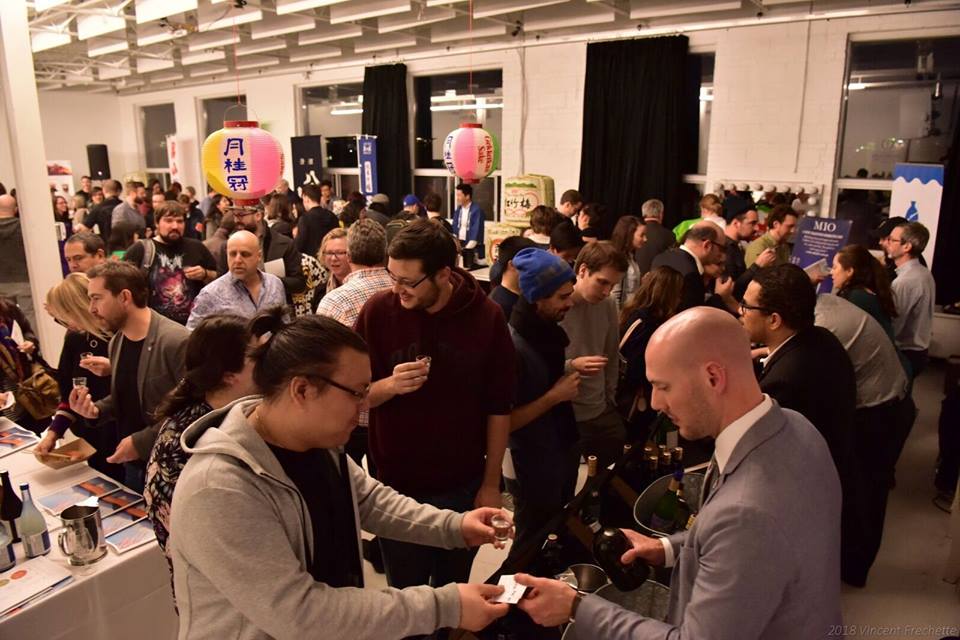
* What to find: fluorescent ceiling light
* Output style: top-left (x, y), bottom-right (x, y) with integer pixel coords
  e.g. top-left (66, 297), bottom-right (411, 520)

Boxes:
top-left (251, 15), bottom-right (315, 39)
top-left (99, 62), bottom-right (132, 80)
top-left (189, 64), bottom-right (229, 77)
top-left (235, 55), bottom-right (281, 70)
top-left (76, 5), bottom-right (127, 41)
top-left (378, 7), bottom-right (455, 33)
top-left (64, 70), bottom-right (95, 86)
top-left (353, 34), bottom-right (418, 53)
top-left (430, 18), bottom-right (506, 43)
top-left (847, 82), bottom-right (867, 91)
top-left (699, 87), bottom-right (713, 101)
top-left (137, 56), bottom-right (176, 74)
top-left (87, 36), bottom-right (129, 57)
top-left (331, 107), bottom-right (364, 115)
top-left (34, 0), bottom-right (71, 11)
top-left (180, 49), bottom-right (225, 65)
top-left (425, 0), bottom-right (467, 5)
top-left (150, 71), bottom-right (185, 83)
top-left (136, 21), bottom-right (190, 47)
top-left (430, 102), bottom-right (504, 112)
top-left (187, 30), bottom-right (240, 51)
top-left (431, 92), bottom-right (476, 102)
top-left (235, 39), bottom-right (287, 56)
top-left (330, 0), bottom-right (411, 25)
top-left (31, 30), bottom-right (72, 52)
top-left (288, 44), bottom-right (342, 62)
top-left (473, 0), bottom-right (566, 19)
top-left (629, 0), bottom-right (742, 20)
top-left (276, 0), bottom-right (352, 13)
top-left (197, 2), bottom-right (263, 31)
top-left (135, 0), bottom-right (198, 24)
top-left (298, 25), bottom-right (363, 45)
top-left (523, 3), bottom-right (615, 30)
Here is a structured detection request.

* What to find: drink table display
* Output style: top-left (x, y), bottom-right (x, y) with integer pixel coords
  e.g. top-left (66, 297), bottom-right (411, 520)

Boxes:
top-left (0, 421), bottom-right (177, 639)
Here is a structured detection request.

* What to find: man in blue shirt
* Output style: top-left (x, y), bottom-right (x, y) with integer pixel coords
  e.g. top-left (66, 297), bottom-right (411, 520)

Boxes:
top-left (187, 230), bottom-right (285, 329)
top-left (452, 183), bottom-right (485, 269)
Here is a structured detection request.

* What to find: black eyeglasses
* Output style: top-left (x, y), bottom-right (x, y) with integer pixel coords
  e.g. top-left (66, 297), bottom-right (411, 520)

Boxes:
top-left (739, 301), bottom-right (772, 315)
top-left (312, 375), bottom-right (370, 402)
top-left (386, 267), bottom-right (430, 289)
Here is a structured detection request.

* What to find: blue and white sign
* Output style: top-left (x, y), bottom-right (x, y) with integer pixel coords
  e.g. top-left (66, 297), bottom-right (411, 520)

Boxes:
top-left (357, 135), bottom-right (378, 196)
top-left (790, 216), bottom-right (852, 294)
top-left (891, 163), bottom-right (943, 267)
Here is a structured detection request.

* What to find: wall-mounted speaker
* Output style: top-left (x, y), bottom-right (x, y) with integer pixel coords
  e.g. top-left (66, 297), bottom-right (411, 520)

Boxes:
top-left (86, 144), bottom-right (110, 180)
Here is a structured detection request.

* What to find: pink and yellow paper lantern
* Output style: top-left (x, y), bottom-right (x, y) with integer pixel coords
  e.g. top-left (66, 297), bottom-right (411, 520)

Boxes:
top-left (442, 123), bottom-right (499, 184)
top-left (201, 120), bottom-right (284, 206)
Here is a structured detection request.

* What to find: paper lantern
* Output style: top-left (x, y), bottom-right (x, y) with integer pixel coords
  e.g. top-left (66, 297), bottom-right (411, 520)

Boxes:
top-left (442, 123), bottom-right (499, 184)
top-left (201, 120), bottom-right (284, 206)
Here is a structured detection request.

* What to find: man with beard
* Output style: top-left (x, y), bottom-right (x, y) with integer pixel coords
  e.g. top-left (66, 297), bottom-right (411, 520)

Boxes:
top-left (506, 248), bottom-right (580, 552)
top-left (355, 219), bottom-right (515, 590)
top-left (124, 201), bottom-right (217, 325)
top-left (215, 204), bottom-right (306, 299)
top-left (70, 261), bottom-right (188, 492)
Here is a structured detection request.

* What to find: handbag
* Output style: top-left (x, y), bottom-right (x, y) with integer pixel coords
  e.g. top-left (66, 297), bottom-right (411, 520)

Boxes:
top-left (0, 342), bottom-right (60, 420)
top-left (615, 317), bottom-right (648, 422)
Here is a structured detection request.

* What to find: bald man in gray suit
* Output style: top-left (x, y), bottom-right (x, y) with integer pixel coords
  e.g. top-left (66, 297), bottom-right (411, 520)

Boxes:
top-left (516, 307), bottom-right (843, 639)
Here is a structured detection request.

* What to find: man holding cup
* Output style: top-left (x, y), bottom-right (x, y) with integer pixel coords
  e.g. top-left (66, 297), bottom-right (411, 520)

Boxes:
top-left (355, 220), bottom-right (516, 591)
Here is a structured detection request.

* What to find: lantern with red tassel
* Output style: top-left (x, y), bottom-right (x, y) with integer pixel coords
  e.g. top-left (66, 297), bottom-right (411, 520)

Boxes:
top-left (201, 120), bottom-right (284, 206)
top-left (442, 123), bottom-right (499, 184)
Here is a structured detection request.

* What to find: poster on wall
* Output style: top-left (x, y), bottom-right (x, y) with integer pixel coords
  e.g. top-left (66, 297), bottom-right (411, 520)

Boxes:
top-left (890, 163), bottom-right (943, 268)
top-left (46, 160), bottom-right (74, 199)
top-left (165, 135), bottom-right (180, 183)
top-left (790, 216), bottom-right (852, 294)
top-left (357, 135), bottom-right (378, 196)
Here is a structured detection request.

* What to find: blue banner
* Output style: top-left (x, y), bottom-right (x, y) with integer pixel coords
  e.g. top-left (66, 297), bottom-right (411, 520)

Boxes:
top-left (789, 216), bottom-right (852, 293)
top-left (891, 163), bottom-right (943, 267)
top-left (358, 135), bottom-right (378, 196)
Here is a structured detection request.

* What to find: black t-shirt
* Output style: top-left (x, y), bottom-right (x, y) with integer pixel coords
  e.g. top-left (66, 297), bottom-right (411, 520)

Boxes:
top-left (114, 336), bottom-right (145, 441)
top-left (124, 239), bottom-right (217, 325)
top-left (266, 445), bottom-right (363, 588)
top-left (489, 285), bottom-right (520, 323)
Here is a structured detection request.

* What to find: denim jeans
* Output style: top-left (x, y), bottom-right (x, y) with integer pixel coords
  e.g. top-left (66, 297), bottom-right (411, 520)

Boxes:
top-left (378, 478), bottom-right (481, 590)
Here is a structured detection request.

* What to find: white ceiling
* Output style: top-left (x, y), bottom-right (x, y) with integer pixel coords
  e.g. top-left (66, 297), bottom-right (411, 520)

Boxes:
top-left (27, 0), bottom-right (960, 94)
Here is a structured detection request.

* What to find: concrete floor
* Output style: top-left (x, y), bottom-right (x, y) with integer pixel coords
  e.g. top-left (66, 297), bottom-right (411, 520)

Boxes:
top-left (362, 361), bottom-right (959, 637)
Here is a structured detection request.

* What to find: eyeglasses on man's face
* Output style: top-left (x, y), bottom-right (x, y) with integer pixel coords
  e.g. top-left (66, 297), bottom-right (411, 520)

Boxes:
top-left (739, 301), bottom-right (772, 315)
top-left (311, 375), bottom-right (370, 402)
top-left (386, 266), bottom-right (430, 289)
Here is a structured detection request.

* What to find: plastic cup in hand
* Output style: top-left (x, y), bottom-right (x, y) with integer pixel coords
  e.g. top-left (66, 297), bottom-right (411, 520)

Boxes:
top-left (491, 514), bottom-right (511, 543)
top-left (80, 352), bottom-right (93, 360)
top-left (72, 376), bottom-right (87, 389)
top-left (416, 355), bottom-right (432, 371)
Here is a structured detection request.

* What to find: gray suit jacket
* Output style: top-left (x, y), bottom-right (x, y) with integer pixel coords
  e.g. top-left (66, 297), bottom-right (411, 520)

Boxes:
top-left (94, 309), bottom-right (189, 460)
top-left (578, 402), bottom-right (842, 639)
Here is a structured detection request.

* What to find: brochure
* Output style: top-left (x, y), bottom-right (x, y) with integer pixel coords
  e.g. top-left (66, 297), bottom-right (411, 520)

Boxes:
top-left (0, 556), bottom-right (73, 617)
top-left (37, 476), bottom-right (121, 516)
top-left (101, 504), bottom-right (149, 537)
top-left (0, 425), bottom-right (39, 458)
top-left (106, 520), bottom-right (156, 554)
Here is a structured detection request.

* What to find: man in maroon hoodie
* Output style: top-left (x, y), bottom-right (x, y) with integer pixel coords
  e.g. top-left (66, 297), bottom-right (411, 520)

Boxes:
top-left (356, 219), bottom-right (515, 590)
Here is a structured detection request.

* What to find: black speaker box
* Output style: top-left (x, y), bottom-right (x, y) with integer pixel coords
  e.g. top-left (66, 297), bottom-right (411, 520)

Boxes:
top-left (86, 144), bottom-right (111, 180)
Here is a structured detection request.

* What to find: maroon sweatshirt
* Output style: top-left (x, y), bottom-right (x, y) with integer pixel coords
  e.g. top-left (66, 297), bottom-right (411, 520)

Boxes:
top-left (355, 269), bottom-right (516, 496)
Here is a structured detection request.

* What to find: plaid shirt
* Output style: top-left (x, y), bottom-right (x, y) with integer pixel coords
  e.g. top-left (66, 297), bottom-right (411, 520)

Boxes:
top-left (315, 267), bottom-right (393, 329)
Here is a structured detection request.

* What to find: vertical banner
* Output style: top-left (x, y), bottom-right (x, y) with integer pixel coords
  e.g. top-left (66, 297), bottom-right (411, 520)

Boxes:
top-left (790, 216), bottom-right (852, 294)
top-left (290, 135), bottom-right (323, 193)
top-left (357, 135), bottom-right (378, 196)
top-left (165, 135), bottom-right (180, 183)
top-left (890, 163), bottom-right (943, 268)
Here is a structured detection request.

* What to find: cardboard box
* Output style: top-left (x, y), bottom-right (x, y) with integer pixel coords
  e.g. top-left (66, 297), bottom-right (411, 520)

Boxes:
top-left (36, 438), bottom-right (95, 470)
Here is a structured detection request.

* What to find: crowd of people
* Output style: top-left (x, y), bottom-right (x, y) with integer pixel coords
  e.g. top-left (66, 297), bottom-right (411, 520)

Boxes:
top-left (0, 173), bottom-right (952, 639)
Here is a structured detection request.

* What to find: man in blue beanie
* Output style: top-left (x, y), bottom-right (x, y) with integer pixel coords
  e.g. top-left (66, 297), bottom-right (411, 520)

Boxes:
top-left (507, 248), bottom-right (582, 554)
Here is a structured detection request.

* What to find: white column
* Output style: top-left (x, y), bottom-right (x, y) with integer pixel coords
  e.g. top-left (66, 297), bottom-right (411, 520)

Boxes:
top-left (0, 0), bottom-right (66, 361)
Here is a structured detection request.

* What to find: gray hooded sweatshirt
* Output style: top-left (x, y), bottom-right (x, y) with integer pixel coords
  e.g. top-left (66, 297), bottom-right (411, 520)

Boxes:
top-left (170, 398), bottom-right (465, 639)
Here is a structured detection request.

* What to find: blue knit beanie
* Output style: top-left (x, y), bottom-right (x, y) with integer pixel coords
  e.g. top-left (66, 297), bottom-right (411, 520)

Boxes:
top-left (512, 248), bottom-right (575, 303)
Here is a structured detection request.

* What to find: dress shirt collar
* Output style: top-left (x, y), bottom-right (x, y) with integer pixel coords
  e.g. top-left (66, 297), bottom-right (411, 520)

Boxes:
top-left (344, 266), bottom-right (386, 284)
top-left (714, 394), bottom-right (773, 473)
top-left (761, 331), bottom-right (797, 369)
top-left (896, 257), bottom-right (921, 275)
top-left (679, 244), bottom-right (704, 275)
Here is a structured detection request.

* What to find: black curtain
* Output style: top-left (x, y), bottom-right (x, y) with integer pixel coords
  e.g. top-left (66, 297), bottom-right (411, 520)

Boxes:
top-left (362, 64), bottom-right (411, 210)
top-left (578, 36), bottom-right (689, 234)
top-left (413, 76), bottom-right (434, 169)
top-left (932, 120), bottom-right (960, 304)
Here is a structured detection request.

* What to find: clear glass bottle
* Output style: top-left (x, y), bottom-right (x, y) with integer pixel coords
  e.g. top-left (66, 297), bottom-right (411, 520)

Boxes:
top-left (17, 483), bottom-right (50, 558)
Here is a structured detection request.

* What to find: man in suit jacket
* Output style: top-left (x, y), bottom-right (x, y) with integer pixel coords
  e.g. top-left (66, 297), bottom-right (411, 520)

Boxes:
top-left (70, 261), bottom-right (188, 492)
top-left (652, 222), bottom-right (735, 312)
top-left (741, 265), bottom-right (857, 471)
top-left (515, 307), bottom-right (842, 638)
top-left (634, 198), bottom-right (675, 273)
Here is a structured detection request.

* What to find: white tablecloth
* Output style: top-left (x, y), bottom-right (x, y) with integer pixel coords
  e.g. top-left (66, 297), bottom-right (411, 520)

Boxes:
top-left (0, 442), bottom-right (178, 639)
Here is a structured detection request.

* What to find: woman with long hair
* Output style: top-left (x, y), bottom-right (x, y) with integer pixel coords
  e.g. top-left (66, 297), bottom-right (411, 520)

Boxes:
top-left (576, 202), bottom-right (605, 241)
top-left (145, 314), bottom-right (257, 572)
top-left (617, 267), bottom-right (685, 440)
top-left (168, 310), bottom-right (509, 638)
top-left (266, 192), bottom-right (296, 238)
top-left (37, 274), bottom-right (123, 478)
top-left (0, 297), bottom-right (41, 429)
top-left (831, 243), bottom-right (898, 340)
top-left (609, 215), bottom-right (647, 308)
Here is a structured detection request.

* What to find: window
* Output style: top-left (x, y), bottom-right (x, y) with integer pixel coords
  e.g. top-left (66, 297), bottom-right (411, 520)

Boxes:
top-left (140, 103), bottom-right (175, 171)
top-left (839, 37), bottom-right (959, 180)
top-left (413, 70), bottom-right (503, 170)
top-left (202, 96), bottom-right (247, 139)
top-left (693, 53), bottom-right (715, 176)
top-left (300, 83), bottom-right (363, 166)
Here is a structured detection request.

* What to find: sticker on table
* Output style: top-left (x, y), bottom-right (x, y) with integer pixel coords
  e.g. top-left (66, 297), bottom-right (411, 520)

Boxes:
top-left (101, 504), bottom-right (148, 536)
top-left (106, 520), bottom-right (155, 554)
top-left (37, 476), bottom-right (121, 516)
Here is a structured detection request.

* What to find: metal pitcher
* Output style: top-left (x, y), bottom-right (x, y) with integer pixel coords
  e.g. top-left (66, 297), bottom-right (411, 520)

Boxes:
top-left (57, 504), bottom-right (107, 566)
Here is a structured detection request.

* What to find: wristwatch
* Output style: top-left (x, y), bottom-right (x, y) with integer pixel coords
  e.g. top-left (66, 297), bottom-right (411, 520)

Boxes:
top-left (568, 588), bottom-right (586, 624)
